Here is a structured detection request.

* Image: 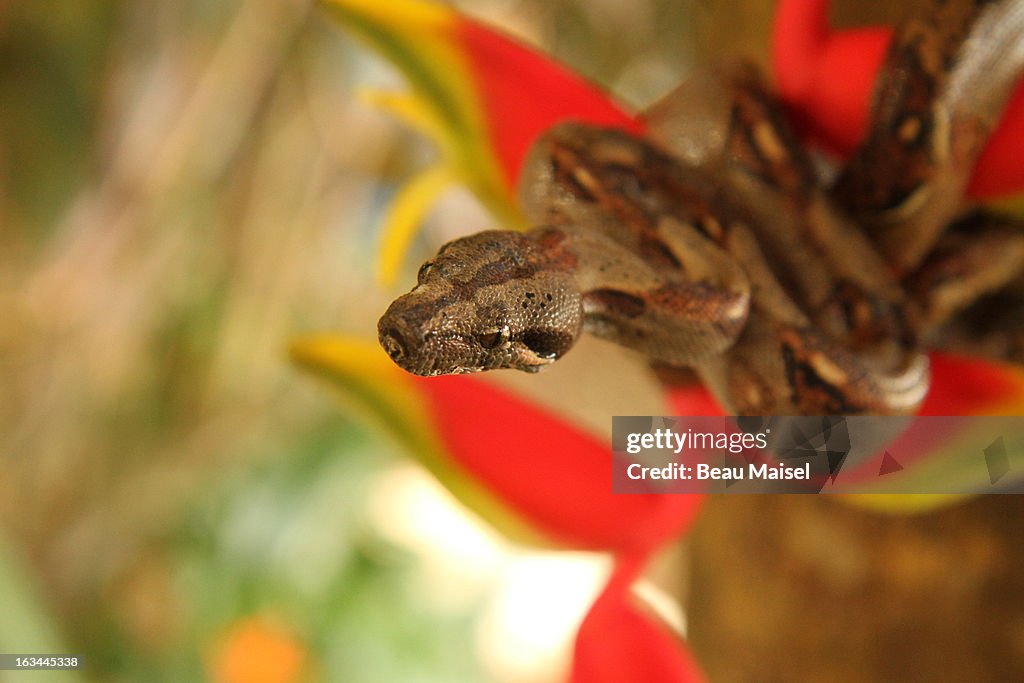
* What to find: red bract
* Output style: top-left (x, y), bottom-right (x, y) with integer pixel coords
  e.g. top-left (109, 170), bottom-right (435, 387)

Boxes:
top-left (457, 21), bottom-right (644, 190)
top-left (572, 553), bottom-right (706, 683)
top-left (921, 353), bottom-right (1024, 416)
top-left (416, 375), bottom-right (702, 554)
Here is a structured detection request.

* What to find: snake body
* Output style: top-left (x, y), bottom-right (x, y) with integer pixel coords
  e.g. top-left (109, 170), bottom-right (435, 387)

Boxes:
top-left (377, 0), bottom-right (1024, 415)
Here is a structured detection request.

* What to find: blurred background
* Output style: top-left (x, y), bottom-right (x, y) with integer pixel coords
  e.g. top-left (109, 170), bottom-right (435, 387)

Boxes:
top-left (0, 0), bottom-right (714, 680)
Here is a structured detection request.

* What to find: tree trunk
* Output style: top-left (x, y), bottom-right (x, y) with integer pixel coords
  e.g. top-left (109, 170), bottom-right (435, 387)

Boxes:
top-left (685, 496), bottom-right (1024, 681)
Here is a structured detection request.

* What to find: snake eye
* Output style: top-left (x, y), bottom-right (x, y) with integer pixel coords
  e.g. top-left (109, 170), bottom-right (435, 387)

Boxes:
top-left (476, 326), bottom-right (509, 349)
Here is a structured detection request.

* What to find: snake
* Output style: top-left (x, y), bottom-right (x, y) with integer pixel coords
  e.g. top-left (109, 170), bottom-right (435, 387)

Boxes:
top-left (377, 0), bottom-right (1024, 415)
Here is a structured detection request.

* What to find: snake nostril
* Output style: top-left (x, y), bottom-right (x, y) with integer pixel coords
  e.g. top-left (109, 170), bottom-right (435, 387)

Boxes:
top-left (380, 327), bottom-right (410, 361)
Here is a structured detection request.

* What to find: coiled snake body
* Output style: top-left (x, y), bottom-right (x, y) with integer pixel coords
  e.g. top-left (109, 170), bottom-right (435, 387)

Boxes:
top-left (378, 0), bottom-right (1024, 415)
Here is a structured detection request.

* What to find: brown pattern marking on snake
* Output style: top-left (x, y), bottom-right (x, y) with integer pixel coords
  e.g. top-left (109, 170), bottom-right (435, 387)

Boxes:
top-left (822, 279), bottom-right (918, 351)
top-left (725, 65), bottom-right (818, 198)
top-left (547, 125), bottom-right (740, 250)
top-left (584, 289), bottom-right (647, 319)
top-left (835, 0), bottom-right (985, 218)
top-left (779, 328), bottom-right (867, 415)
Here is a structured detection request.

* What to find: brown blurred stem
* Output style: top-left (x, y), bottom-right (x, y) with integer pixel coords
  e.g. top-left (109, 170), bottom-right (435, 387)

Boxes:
top-left (684, 496), bottom-right (1024, 680)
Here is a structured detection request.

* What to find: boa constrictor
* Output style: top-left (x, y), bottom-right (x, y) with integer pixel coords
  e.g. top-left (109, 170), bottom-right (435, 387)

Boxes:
top-left (377, 0), bottom-right (1024, 415)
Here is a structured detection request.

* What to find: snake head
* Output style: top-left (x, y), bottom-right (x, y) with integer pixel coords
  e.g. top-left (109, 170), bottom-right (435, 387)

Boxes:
top-left (378, 230), bottom-right (583, 376)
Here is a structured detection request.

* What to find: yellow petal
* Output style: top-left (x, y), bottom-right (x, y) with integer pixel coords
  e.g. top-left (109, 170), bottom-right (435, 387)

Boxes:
top-left (839, 494), bottom-right (968, 514)
top-left (321, 0), bottom-right (527, 291)
top-left (986, 194), bottom-right (1024, 215)
top-left (320, 0), bottom-right (515, 219)
top-left (358, 88), bottom-right (450, 148)
top-left (376, 164), bottom-right (456, 287)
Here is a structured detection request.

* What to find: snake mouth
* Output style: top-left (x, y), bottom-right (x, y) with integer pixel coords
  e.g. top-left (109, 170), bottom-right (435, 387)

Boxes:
top-left (511, 342), bottom-right (559, 371)
top-left (379, 323), bottom-right (477, 376)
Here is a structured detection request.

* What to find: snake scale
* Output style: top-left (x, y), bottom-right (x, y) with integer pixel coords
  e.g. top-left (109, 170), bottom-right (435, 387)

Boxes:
top-left (377, 0), bottom-right (1024, 415)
